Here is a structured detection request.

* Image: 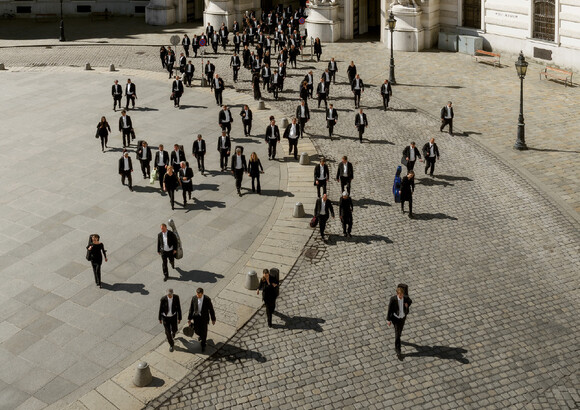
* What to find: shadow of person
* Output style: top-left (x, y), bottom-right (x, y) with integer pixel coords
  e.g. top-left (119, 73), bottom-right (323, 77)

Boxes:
top-left (173, 268), bottom-right (224, 283)
top-left (412, 212), bottom-right (458, 221)
top-left (355, 198), bottom-right (391, 208)
top-left (131, 185), bottom-right (160, 193)
top-left (259, 189), bottom-right (295, 197)
top-left (209, 342), bottom-right (267, 363)
top-left (416, 178), bottom-right (454, 187)
top-left (433, 175), bottom-right (473, 182)
top-left (400, 341), bottom-right (469, 363)
top-left (328, 234), bottom-right (393, 245)
top-left (272, 312), bottom-right (325, 332)
top-left (186, 199), bottom-right (226, 212)
top-left (100, 282), bottom-right (149, 294)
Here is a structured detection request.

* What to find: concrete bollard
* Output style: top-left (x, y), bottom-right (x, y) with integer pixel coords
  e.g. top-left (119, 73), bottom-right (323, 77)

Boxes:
top-left (0, 63), bottom-right (5, 70)
top-left (293, 202), bottom-right (305, 218)
top-left (281, 118), bottom-right (289, 128)
top-left (257, 100), bottom-right (266, 110)
top-left (299, 152), bottom-right (310, 165)
top-left (85, 63), bottom-right (92, 71)
top-left (201, 77), bottom-right (208, 87)
top-left (245, 270), bottom-right (259, 290)
top-left (109, 64), bottom-right (115, 71)
top-left (133, 361), bottom-right (152, 387)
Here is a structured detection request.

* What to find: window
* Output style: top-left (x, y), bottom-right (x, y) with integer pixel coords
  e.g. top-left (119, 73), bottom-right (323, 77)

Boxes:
top-left (463, 0), bottom-right (481, 29)
top-left (533, 0), bottom-right (555, 41)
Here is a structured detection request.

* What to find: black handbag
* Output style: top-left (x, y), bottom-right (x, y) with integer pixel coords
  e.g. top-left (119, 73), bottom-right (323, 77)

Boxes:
top-left (170, 93), bottom-right (175, 101)
top-left (400, 156), bottom-right (408, 166)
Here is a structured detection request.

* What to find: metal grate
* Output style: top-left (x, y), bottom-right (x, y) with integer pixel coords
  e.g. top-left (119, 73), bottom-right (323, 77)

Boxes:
top-left (533, 0), bottom-right (555, 41)
top-left (463, 0), bottom-right (481, 29)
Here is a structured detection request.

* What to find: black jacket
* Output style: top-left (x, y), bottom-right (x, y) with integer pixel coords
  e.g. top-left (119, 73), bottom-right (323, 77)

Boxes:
top-left (326, 108), bottom-right (338, 122)
top-left (136, 146), bottom-right (152, 162)
top-left (112, 84), bottom-right (122, 96)
top-left (172, 80), bottom-right (184, 95)
top-left (400, 176), bottom-right (414, 201)
top-left (354, 113), bottom-right (367, 128)
top-left (218, 109), bottom-right (234, 124)
top-left (118, 156), bottom-right (133, 173)
top-left (240, 108), bottom-right (253, 122)
top-left (158, 295), bottom-right (182, 321)
top-left (314, 164), bottom-right (330, 184)
top-left (283, 123), bottom-right (301, 139)
top-left (217, 135), bottom-right (231, 152)
top-left (265, 125), bottom-right (280, 141)
top-left (192, 139), bottom-right (206, 156)
top-left (387, 294), bottom-right (413, 322)
top-left (440, 105), bottom-right (454, 119)
top-left (402, 146), bottom-right (421, 160)
top-left (335, 162), bottom-right (354, 180)
top-left (422, 142), bottom-right (440, 159)
top-left (157, 230), bottom-right (178, 253)
top-left (118, 115), bottom-right (132, 131)
top-left (339, 196), bottom-right (353, 218)
top-left (296, 104), bottom-right (310, 120)
top-left (188, 295), bottom-right (216, 323)
top-left (314, 197), bottom-right (335, 218)
top-left (381, 82), bottom-right (392, 96)
top-left (170, 149), bottom-right (187, 169)
top-left (351, 78), bottom-right (364, 91)
top-left (230, 154), bottom-right (247, 171)
top-left (248, 159), bottom-right (263, 177)
top-left (154, 150), bottom-right (169, 167)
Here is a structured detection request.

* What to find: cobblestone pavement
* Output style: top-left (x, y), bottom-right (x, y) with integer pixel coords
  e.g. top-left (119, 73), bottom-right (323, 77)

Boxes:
top-left (145, 35), bottom-right (579, 409)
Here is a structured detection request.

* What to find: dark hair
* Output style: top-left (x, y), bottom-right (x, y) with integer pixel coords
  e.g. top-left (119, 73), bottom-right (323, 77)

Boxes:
top-left (196, 287), bottom-right (204, 294)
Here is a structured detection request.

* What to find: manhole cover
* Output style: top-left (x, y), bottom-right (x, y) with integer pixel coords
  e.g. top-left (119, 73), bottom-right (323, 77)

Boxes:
top-left (304, 248), bottom-right (318, 259)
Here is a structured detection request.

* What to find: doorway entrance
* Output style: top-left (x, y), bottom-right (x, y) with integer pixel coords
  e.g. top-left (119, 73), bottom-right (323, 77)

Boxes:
top-left (354, 0), bottom-right (380, 39)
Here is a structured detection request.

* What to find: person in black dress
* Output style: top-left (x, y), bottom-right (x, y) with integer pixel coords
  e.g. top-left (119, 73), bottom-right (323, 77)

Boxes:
top-left (96, 116), bottom-right (111, 153)
top-left (252, 72), bottom-right (262, 101)
top-left (400, 170), bottom-right (415, 218)
top-left (339, 191), bottom-right (353, 237)
top-left (163, 166), bottom-right (181, 210)
top-left (248, 152), bottom-right (264, 194)
top-left (87, 234), bottom-right (107, 288)
top-left (256, 269), bottom-right (278, 327)
top-left (160, 46), bottom-right (168, 69)
top-left (314, 38), bottom-right (322, 62)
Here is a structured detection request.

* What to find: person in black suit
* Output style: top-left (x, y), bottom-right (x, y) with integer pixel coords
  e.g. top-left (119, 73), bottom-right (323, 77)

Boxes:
top-left (158, 289), bottom-right (182, 352)
top-left (187, 287), bottom-right (216, 352)
top-left (192, 134), bottom-right (206, 174)
top-left (316, 78), bottom-right (328, 109)
top-left (218, 105), bottom-right (233, 136)
top-left (205, 60), bottom-right (215, 88)
top-left (233, 31), bottom-right (241, 54)
top-left (178, 53), bottom-right (187, 74)
top-left (265, 119), bottom-right (280, 160)
top-left (217, 130), bottom-right (231, 171)
top-left (321, 68), bottom-right (331, 94)
top-left (328, 57), bottom-right (338, 84)
top-left (339, 191), bottom-right (353, 237)
top-left (179, 161), bottom-right (194, 205)
top-left (239, 105), bottom-right (253, 136)
top-left (248, 152), bottom-right (264, 194)
top-left (381, 79), bottom-right (393, 110)
top-left (118, 150), bottom-right (133, 191)
top-left (387, 286), bottom-right (413, 356)
top-left (158, 223), bottom-right (177, 281)
top-left (184, 61), bottom-right (195, 87)
top-left (351, 74), bottom-right (364, 108)
top-left (303, 70), bottom-right (314, 98)
top-left (163, 166), bottom-right (180, 210)
top-left (166, 50), bottom-right (176, 79)
top-left (326, 104), bottom-right (338, 138)
top-left (206, 22), bottom-right (214, 37)
top-left (354, 108), bottom-right (368, 143)
top-left (400, 170), bottom-right (415, 218)
top-left (154, 144), bottom-right (170, 191)
top-left (314, 157), bottom-right (329, 198)
top-left (170, 144), bottom-right (186, 172)
top-left (111, 80), bottom-right (123, 111)
top-left (136, 140), bottom-right (152, 179)
top-left (422, 138), bottom-right (440, 177)
top-left (125, 79), bottom-right (136, 109)
top-left (230, 52), bottom-right (241, 82)
top-left (402, 142), bottom-right (422, 172)
top-left (219, 24), bottom-right (229, 51)
top-left (270, 69), bottom-right (282, 100)
top-left (335, 156), bottom-right (354, 195)
top-left (231, 147), bottom-right (247, 196)
top-left (346, 61), bottom-right (357, 85)
top-left (172, 76), bottom-right (184, 108)
top-left (212, 74), bottom-right (225, 106)
top-left (440, 101), bottom-right (454, 135)
top-left (86, 234), bottom-right (107, 288)
top-left (182, 34), bottom-right (191, 57)
top-left (314, 193), bottom-right (334, 241)
top-left (256, 269), bottom-right (279, 327)
top-left (296, 100), bottom-right (310, 135)
top-left (118, 110), bottom-right (133, 148)
top-left (283, 117), bottom-right (301, 160)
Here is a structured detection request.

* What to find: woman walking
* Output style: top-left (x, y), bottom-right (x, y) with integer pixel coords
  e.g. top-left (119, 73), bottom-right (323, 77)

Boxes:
top-left (163, 165), bottom-right (181, 210)
top-left (313, 38), bottom-right (322, 62)
top-left (300, 81), bottom-right (309, 105)
top-left (96, 116), bottom-right (111, 152)
top-left (252, 72), bottom-right (262, 101)
top-left (86, 234), bottom-right (107, 288)
top-left (248, 152), bottom-right (264, 194)
top-left (160, 46), bottom-right (168, 69)
top-left (256, 269), bottom-right (278, 327)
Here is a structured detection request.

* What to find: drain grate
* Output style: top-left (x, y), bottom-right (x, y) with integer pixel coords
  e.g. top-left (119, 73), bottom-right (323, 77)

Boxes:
top-left (304, 248), bottom-right (318, 259)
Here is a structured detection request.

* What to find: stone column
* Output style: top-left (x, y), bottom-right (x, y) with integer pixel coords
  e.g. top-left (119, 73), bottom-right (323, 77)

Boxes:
top-left (385, 2), bottom-right (425, 51)
top-left (146, 0), bottom-right (176, 25)
top-left (204, 0), bottom-right (234, 29)
top-left (306, 1), bottom-right (342, 43)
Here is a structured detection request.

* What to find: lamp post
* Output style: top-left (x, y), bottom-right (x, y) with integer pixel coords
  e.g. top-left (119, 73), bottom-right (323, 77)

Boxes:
top-left (388, 10), bottom-right (397, 84)
top-left (59, 0), bottom-right (66, 42)
top-left (514, 51), bottom-right (528, 150)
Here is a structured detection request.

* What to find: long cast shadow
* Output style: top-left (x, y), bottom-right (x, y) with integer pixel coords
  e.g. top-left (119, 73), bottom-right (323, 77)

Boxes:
top-left (101, 282), bottom-right (149, 294)
top-left (194, 183), bottom-right (219, 191)
top-left (259, 189), bottom-right (295, 197)
top-left (401, 341), bottom-right (469, 363)
top-left (328, 234), bottom-right (393, 245)
top-left (397, 83), bottom-right (464, 89)
top-left (367, 139), bottom-right (395, 145)
top-left (173, 268), bottom-right (224, 283)
top-left (186, 199), bottom-right (226, 211)
top-left (130, 107), bottom-right (159, 112)
top-left (412, 212), bottom-right (458, 221)
top-left (177, 104), bottom-right (208, 109)
top-left (356, 198), bottom-right (391, 208)
top-left (131, 185), bottom-right (160, 193)
top-left (528, 147), bottom-right (580, 154)
top-left (434, 174), bottom-right (473, 182)
top-left (416, 178), bottom-right (454, 187)
top-left (272, 312), bottom-right (325, 332)
top-left (210, 342), bottom-right (267, 363)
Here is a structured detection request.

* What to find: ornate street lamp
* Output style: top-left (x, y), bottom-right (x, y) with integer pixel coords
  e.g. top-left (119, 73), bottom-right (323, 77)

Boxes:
top-left (388, 10), bottom-right (397, 84)
top-left (514, 51), bottom-right (528, 150)
top-left (59, 0), bottom-right (66, 42)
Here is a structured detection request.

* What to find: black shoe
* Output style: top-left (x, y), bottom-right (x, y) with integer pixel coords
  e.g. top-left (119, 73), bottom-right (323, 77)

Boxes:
top-left (344, 233), bottom-right (347, 237)
top-left (163, 276), bottom-right (168, 281)
top-left (170, 262), bottom-right (175, 269)
top-left (169, 346), bottom-right (174, 352)
top-left (201, 344), bottom-right (206, 352)
top-left (409, 213), bottom-right (413, 219)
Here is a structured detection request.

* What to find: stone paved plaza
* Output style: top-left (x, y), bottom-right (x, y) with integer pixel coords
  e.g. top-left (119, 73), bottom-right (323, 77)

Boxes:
top-left (0, 18), bottom-right (579, 410)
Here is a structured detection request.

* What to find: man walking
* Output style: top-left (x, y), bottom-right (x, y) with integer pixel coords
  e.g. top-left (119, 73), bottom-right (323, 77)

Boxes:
top-left (339, 191), bottom-right (353, 237)
top-left (218, 105), bottom-right (233, 136)
top-left (296, 99), bottom-right (310, 135)
top-left (184, 60), bottom-right (195, 87)
top-left (265, 118), bottom-right (280, 160)
top-left (213, 74), bottom-right (225, 106)
top-left (317, 78), bottom-right (328, 109)
top-left (118, 110), bottom-right (133, 148)
top-left (230, 52), bottom-right (241, 82)
top-left (125, 79), bottom-right (136, 109)
top-left (172, 75), bottom-right (184, 108)
top-left (354, 108), bottom-right (368, 143)
top-left (187, 288), bottom-right (216, 352)
top-left (240, 104), bottom-right (253, 136)
top-left (170, 144), bottom-right (186, 172)
top-left (283, 117), bottom-right (301, 160)
top-left (111, 80), bottom-right (122, 111)
top-left (326, 104), bottom-right (338, 138)
top-left (182, 34), bottom-right (191, 57)
top-left (205, 60), bottom-right (215, 88)
top-left (400, 170), bottom-right (415, 218)
top-left (231, 147), bottom-right (247, 196)
top-left (387, 285), bottom-right (413, 356)
top-left (154, 144), bottom-right (169, 191)
top-left (192, 134), bottom-right (206, 174)
top-left (351, 74), bottom-right (364, 108)
top-left (440, 101), bottom-right (454, 135)
top-left (136, 140), bottom-right (152, 179)
top-left (157, 223), bottom-right (177, 281)
top-left (314, 193), bottom-right (335, 242)
top-left (381, 79), bottom-right (393, 111)
top-left (328, 57), bottom-right (338, 84)
top-left (179, 161), bottom-right (194, 205)
top-left (158, 289), bottom-right (182, 352)
top-left (335, 155), bottom-right (353, 195)
top-left (217, 130), bottom-right (231, 171)
top-left (118, 150), bottom-right (133, 192)
top-left (402, 141), bottom-right (422, 172)
top-left (314, 157), bottom-right (329, 198)
top-left (422, 138), bottom-right (440, 177)
top-left (303, 70), bottom-right (314, 98)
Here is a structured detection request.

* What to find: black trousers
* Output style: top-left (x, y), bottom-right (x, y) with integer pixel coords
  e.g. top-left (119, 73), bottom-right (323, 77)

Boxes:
top-left (401, 196), bottom-right (412, 215)
top-left (167, 63), bottom-right (174, 78)
top-left (219, 150), bottom-right (229, 170)
top-left (161, 250), bottom-right (174, 277)
top-left (318, 95), bottom-right (327, 109)
top-left (193, 46), bottom-right (199, 57)
top-left (268, 139), bottom-right (278, 159)
top-left (125, 95), bottom-right (135, 108)
top-left (357, 126), bottom-right (365, 142)
top-left (243, 120), bottom-right (252, 136)
top-left (207, 75), bottom-right (214, 89)
top-left (307, 85), bottom-right (313, 98)
top-left (353, 90), bottom-right (361, 107)
top-left (319, 214), bottom-right (329, 237)
top-left (234, 169), bottom-right (244, 191)
top-left (140, 160), bottom-right (150, 178)
top-left (288, 138), bottom-right (299, 159)
top-left (272, 85), bottom-right (279, 100)
top-left (406, 160), bottom-right (416, 172)
top-left (251, 175), bottom-right (261, 193)
top-left (120, 171), bottom-right (132, 188)
top-left (184, 73), bottom-right (193, 87)
top-left (232, 67), bottom-right (239, 81)
top-left (221, 122), bottom-right (231, 136)
top-left (393, 317), bottom-right (406, 352)
top-left (234, 43), bottom-right (240, 54)
top-left (262, 77), bottom-right (270, 90)
top-left (157, 166), bottom-right (166, 190)
top-left (91, 262), bottom-right (102, 285)
top-left (341, 215), bottom-right (352, 234)
top-left (173, 92), bottom-right (181, 107)
top-left (113, 95), bottom-right (122, 109)
top-left (215, 90), bottom-right (223, 105)
top-left (382, 94), bottom-right (390, 109)
top-left (183, 45), bottom-right (190, 56)
top-left (162, 315), bottom-right (178, 347)
top-left (299, 118), bottom-right (307, 134)
top-left (329, 70), bottom-right (336, 84)
top-left (193, 316), bottom-right (209, 347)
top-left (122, 128), bottom-right (131, 146)
top-left (265, 300), bottom-right (276, 326)
top-left (182, 183), bottom-right (192, 201)
top-left (167, 188), bottom-right (176, 209)
top-left (99, 135), bottom-right (108, 150)
top-left (440, 118), bottom-right (453, 134)
top-left (339, 176), bottom-right (351, 195)
top-left (425, 157), bottom-right (436, 176)
top-left (327, 120), bottom-right (335, 137)
top-left (195, 153), bottom-right (205, 172)
top-left (316, 180), bottom-right (327, 198)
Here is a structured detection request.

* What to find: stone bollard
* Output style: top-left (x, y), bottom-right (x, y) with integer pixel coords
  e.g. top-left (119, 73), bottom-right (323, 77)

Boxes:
top-left (0, 63), bottom-right (5, 70)
top-left (299, 152), bottom-right (310, 165)
top-left (281, 118), bottom-right (289, 128)
top-left (257, 100), bottom-right (266, 110)
top-left (293, 202), bottom-right (305, 218)
top-left (85, 63), bottom-right (92, 71)
top-left (245, 270), bottom-right (259, 290)
top-left (133, 361), bottom-right (152, 387)
top-left (109, 64), bottom-right (115, 72)
top-left (201, 77), bottom-right (207, 87)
